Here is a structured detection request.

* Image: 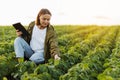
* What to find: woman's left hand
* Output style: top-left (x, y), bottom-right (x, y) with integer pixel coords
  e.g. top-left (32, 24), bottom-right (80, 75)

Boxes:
top-left (54, 54), bottom-right (60, 60)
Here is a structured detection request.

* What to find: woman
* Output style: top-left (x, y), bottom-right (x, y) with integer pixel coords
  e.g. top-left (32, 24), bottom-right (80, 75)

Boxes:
top-left (14, 8), bottom-right (60, 64)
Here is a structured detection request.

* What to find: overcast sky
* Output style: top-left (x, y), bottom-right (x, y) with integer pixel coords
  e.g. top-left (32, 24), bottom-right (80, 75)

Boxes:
top-left (0, 0), bottom-right (120, 25)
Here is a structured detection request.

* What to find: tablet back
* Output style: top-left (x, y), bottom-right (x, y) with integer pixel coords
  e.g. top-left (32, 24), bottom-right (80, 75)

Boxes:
top-left (12, 22), bottom-right (30, 37)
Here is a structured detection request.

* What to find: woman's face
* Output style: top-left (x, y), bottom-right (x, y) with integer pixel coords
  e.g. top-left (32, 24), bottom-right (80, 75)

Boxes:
top-left (39, 14), bottom-right (51, 28)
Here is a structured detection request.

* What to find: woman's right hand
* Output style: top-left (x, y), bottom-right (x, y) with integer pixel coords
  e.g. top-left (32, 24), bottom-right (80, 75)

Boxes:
top-left (16, 30), bottom-right (22, 37)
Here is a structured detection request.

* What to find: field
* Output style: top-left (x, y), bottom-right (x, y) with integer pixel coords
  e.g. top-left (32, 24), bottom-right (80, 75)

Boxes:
top-left (0, 25), bottom-right (120, 80)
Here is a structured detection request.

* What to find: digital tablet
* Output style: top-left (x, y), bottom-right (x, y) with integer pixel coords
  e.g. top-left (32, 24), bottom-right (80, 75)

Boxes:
top-left (12, 22), bottom-right (30, 37)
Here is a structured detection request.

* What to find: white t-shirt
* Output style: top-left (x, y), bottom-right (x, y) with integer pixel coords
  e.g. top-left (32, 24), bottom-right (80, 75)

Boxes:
top-left (30, 25), bottom-right (47, 61)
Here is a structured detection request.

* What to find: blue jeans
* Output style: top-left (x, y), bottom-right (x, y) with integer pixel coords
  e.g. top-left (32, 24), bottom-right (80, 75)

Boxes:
top-left (14, 37), bottom-right (44, 64)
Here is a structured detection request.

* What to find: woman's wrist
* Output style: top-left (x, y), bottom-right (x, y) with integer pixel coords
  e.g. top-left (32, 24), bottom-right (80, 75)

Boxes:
top-left (54, 54), bottom-right (60, 60)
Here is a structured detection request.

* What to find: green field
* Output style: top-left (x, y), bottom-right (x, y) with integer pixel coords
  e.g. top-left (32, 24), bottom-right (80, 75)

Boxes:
top-left (0, 25), bottom-right (120, 80)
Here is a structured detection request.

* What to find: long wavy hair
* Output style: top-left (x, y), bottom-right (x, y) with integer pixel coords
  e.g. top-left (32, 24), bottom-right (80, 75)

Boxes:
top-left (35, 8), bottom-right (52, 26)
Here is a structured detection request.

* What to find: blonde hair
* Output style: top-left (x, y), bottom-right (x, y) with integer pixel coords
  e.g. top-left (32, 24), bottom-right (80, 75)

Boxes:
top-left (35, 8), bottom-right (52, 26)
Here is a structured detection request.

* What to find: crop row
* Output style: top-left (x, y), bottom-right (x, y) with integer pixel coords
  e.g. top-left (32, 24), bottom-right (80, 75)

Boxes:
top-left (0, 26), bottom-right (120, 80)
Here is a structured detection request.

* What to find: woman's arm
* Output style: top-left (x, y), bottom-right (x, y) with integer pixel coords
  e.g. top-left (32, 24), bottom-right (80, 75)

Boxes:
top-left (49, 29), bottom-right (60, 60)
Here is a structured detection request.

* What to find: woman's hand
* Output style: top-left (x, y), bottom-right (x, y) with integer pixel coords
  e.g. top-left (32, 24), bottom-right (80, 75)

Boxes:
top-left (54, 54), bottom-right (60, 60)
top-left (16, 30), bottom-right (22, 37)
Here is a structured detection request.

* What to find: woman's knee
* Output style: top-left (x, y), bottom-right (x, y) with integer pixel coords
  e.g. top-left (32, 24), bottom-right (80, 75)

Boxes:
top-left (14, 37), bottom-right (24, 45)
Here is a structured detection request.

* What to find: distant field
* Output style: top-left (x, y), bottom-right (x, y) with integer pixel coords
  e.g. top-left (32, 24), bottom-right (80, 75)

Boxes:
top-left (0, 25), bottom-right (120, 80)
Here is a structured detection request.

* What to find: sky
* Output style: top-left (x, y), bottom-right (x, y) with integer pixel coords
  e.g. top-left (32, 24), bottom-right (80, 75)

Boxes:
top-left (0, 0), bottom-right (120, 26)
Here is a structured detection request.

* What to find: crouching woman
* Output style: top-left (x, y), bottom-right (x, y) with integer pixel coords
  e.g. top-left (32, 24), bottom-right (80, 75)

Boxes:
top-left (14, 8), bottom-right (60, 64)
